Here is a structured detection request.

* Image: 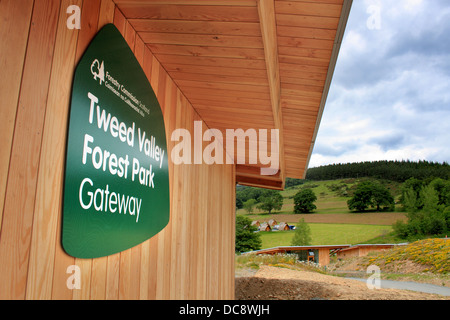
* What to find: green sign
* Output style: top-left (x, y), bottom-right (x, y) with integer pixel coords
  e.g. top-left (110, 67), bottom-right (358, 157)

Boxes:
top-left (62, 24), bottom-right (170, 259)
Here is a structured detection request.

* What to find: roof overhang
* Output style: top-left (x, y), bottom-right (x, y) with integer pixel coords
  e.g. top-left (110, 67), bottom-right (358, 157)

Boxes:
top-left (114, 0), bottom-right (353, 189)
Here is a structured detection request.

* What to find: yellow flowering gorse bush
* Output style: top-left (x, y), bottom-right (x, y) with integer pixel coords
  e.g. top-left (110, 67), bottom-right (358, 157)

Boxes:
top-left (366, 238), bottom-right (450, 274)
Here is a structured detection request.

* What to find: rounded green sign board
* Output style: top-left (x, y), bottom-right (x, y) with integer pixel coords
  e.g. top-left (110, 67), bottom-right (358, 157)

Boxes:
top-left (62, 24), bottom-right (170, 259)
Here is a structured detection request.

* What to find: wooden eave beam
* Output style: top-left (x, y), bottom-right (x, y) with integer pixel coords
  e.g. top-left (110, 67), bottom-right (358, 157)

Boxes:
top-left (236, 175), bottom-right (284, 191)
top-left (303, 0), bottom-right (353, 178)
top-left (257, 0), bottom-right (285, 188)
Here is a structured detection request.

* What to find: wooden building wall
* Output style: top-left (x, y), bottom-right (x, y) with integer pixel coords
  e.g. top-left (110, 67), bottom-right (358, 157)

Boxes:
top-left (0, 0), bottom-right (235, 300)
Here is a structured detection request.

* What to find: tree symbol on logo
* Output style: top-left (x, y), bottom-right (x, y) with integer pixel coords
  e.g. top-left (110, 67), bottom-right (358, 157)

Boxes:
top-left (91, 59), bottom-right (105, 85)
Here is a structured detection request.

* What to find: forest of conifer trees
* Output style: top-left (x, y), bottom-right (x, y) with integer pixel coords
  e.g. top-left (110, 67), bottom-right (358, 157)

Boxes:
top-left (305, 160), bottom-right (450, 182)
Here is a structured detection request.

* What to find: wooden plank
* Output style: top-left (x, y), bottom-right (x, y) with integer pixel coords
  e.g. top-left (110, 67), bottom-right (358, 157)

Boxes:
top-left (156, 74), bottom-right (177, 299)
top-left (125, 19), bottom-right (137, 49)
top-left (279, 55), bottom-right (330, 68)
top-left (98, 0), bottom-right (116, 29)
top-left (282, 90), bottom-right (323, 100)
top-left (283, 82), bottom-right (324, 94)
top-left (165, 63), bottom-right (269, 78)
top-left (283, 106), bottom-right (319, 117)
top-left (283, 117), bottom-right (317, 128)
top-left (114, 0), bottom-right (257, 6)
top-left (130, 19), bottom-right (261, 36)
top-left (0, 0), bottom-right (34, 227)
top-left (179, 96), bottom-right (192, 298)
top-left (189, 95), bottom-right (272, 108)
top-left (283, 128), bottom-right (314, 138)
top-left (202, 122), bottom-right (275, 132)
top-left (277, 25), bottom-right (337, 40)
top-left (282, 97), bottom-right (320, 108)
top-left (91, 257), bottom-right (108, 300)
top-left (276, 13), bottom-right (340, 29)
top-left (140, 32), bottom-right (263, 48)
top-left (206, 165), bottom-right (219, 298)
top-left (147, 56), bottom-right (162, 300)
top-left (73, 259), bottom-right (92, 300)
top-left (217, 166), bottom-right (224, 299)
top-left (236, 175), bottom-right (283, 190)
top-left (113, 5), bottom-right (126, 31)
top-left (148, 43), bottom-right (265, 59)
top-left (119, 249), bottom-right (132, 299)
top-left (129, 245), bottom-right (141, 299)
top-left (284, 128), bottom-right (316, 138)
top-left (170, 71), bottom-right (269, 86)
top-left (175, 79), bottom-right (269, 93)
top-left (170, 90), bottom-right (184, 299)
top-left (75, 0), bottom-right (102, 63)
top-left (116, 4), bottom-right (260, 22)
top-left (278, 36), bottom-right (334, 50)
top-left (279, 68), bottom-right (328, 81)
top-left (258, 0), bottom-right (285, 183)
top-left (199, 117), bottom-right (275, 131)
top-left (157, 59), bottom-right (168, 113)
top-left (197, 108), bottom-right (274, 123)
top-left (193, 103), bottom-right (274, 116)
top-left (283, 95), bottom-right (321, 106)
top-left (275, 1), bottom-right (343, 18)
top-left (278, 45), bottom-right (332, 60)
top-left (228, 165), bottom-right (236, 299)
top-left (184, 100), bottom-right (195, 299)
top-left (186, 92), bottom-right (271, 107)
top-left (105, 253), bottom-right (120, 299)
top-left (236, 164), bottom-right (281, 180)
top-left (279, 61), bottom-right (329, 74)
top-left (155, 54), bottom-right (266, 70)
top-left (25, 0), bottom-right (82, 300)
top-left (281, 0), bottom-right (343, 4)
top-left (133, 34), bottom-right (151, 301)
top-left (281, 75), bottom-right (325, 87)
top-left (0, 0), bottom-right (60, 300)
top-left (181, 86), bottom-right (271, 100)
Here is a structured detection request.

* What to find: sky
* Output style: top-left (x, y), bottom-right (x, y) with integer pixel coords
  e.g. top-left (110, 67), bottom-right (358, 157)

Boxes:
top-left (308, 0), bottom-right (450, 168)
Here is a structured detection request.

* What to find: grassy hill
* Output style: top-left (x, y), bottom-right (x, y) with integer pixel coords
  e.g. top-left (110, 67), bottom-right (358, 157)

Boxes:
top-left (237, 178), bottom-right (408, 248)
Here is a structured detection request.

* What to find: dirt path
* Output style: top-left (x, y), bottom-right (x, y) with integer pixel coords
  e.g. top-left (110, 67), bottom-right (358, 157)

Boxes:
top-left (235, 266), bottom-right (449, 300)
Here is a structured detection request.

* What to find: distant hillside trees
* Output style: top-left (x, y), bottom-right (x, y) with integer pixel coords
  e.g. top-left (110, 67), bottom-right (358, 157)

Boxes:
top-left (293, 189), bottom-right (317, 213)
top-left (236, 185), bottom-right (265, 209)
top-left (306, 160), bottom-right (450, 182)
top-left (347, 181), bottom-right (394, 212)
top-left (394, 178), bottom-right (450, 239)
top-left (242, 199), bottom-right (257, 214)
top-left (257, 190), bottom-right (283, 214)
top-left (285, 178), bottom-right (306, 188)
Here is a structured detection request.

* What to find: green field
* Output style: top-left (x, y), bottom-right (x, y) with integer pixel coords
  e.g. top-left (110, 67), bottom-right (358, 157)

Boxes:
top-left (237, 179), bottom-right (407, 249)
top-left (259, 223), bottom-right (393, 248)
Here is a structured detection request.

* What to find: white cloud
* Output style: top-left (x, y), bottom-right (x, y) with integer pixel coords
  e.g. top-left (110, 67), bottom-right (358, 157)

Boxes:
top-left (309, 0), bottom-right (450, 169)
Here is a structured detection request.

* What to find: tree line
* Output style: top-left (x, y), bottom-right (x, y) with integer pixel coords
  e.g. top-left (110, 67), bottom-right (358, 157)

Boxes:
top-left (305, 160), bottom-right (450, 182)
top-left (394, 177), bottom-right (450, 240)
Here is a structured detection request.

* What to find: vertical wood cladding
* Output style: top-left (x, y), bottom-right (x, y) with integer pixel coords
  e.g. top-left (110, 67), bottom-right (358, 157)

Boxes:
top-left (0, 0), bottom-right (235, 300)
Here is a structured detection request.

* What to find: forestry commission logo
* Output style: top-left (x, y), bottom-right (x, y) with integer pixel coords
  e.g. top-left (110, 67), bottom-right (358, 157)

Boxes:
top-left (91, 59), bottom-right (105, 85)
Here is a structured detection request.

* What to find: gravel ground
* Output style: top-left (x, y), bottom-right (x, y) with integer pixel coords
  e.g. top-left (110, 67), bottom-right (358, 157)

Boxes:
top-left (235, 266), bottom-right (449, 300)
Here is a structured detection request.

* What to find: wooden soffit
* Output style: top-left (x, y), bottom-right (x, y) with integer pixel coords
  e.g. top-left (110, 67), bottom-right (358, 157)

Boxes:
top-left (113, 0), bottom-right (353, 190)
